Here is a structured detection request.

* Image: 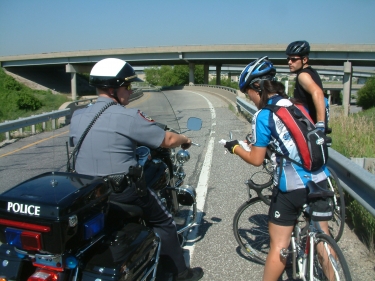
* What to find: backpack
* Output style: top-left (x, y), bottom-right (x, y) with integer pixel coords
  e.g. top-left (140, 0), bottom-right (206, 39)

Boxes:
top-left (264, 103), bottom-right (329, 172)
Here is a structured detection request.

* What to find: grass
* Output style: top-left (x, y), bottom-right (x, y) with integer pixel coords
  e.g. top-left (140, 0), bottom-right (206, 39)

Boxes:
top-left (0, 68), bottom-right (70, 142)
top-left (330, 107), bottom-right (375, 158)
top-left (330, 106), bottom-right (375, 252)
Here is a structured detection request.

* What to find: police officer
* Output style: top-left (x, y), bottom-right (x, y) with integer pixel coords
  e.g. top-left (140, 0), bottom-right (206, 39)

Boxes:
top-left (286, 40), bottom-right (328, 132)
top-left (69, 58), bottom-right (203, 281)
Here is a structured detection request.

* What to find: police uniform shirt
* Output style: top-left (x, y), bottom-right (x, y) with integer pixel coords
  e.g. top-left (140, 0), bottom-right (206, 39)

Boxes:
top-left (70, 97), bottom-right (165, 176)
top-left (251, 96), bottom-right (329, 192)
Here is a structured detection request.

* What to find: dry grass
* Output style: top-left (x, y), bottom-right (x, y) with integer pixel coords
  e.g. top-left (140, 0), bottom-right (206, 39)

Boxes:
top-left (330, 107), bottom-right (375, 158)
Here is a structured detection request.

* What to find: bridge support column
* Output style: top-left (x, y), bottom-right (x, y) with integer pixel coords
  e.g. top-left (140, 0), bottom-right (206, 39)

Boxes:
top-left (343, 61), bottom-right (353, 116)
top-left (204, 64), bottom-right (209, 84)
top-left (216, 64), bottom-right (221, 85)
top-left (189, 63), bottom-right (195, 85)
top-left (66, 64), bottom-right (92, 101)
top-left (71, 72), bottom-right (77, 101)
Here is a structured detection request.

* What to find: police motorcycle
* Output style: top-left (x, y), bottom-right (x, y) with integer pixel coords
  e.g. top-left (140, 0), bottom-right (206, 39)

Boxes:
top-left (0, 90), bottom-right (202, 281)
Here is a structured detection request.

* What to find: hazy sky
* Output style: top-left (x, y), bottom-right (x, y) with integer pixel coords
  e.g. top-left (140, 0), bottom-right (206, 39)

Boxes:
top-left (1, 0), bottom-right (374, 57)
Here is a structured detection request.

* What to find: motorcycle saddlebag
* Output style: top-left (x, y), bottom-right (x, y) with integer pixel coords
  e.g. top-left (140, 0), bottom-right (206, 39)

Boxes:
top-left (0, 172), bottom-right (111, 254)
top-left (0, 243), bottom-right (34, 280)
top-left (81, 223), bottom-right (159, 281)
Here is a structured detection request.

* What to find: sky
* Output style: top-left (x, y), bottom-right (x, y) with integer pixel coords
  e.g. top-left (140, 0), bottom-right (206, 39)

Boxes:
top-left (1, 0), bottom-right (375, 57)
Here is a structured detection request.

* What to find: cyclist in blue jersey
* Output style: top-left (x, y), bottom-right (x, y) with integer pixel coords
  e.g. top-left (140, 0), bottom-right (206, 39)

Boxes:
top-left (223, 57), bottom-right (330, 281)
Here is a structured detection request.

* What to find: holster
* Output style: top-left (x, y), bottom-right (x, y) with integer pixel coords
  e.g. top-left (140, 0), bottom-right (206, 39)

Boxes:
top-left (106, 165), bottom-right (147, 197)
top-left (107, 173), bottom-right (132, 193)
top-left (128, 165), bottom-right (148, 197)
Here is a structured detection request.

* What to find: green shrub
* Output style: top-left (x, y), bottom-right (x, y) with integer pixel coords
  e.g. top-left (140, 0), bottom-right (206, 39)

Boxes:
top-left (3, 76), bottom-right (22, 91)
top-left (16, 92), bottom-right (44, 110)
top-left (357, 76), bottom-right (375, 109)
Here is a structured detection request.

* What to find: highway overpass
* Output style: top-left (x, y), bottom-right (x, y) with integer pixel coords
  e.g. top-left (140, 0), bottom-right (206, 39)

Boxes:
top-left (1, 44), bottom-right (374, 115)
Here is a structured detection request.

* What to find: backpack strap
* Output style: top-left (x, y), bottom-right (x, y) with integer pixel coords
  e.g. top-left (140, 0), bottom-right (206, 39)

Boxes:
top-left (264, 104), bottom-right (313, 170)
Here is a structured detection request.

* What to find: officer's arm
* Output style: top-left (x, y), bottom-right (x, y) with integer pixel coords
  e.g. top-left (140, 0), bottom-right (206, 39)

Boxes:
top-left (160, 131), bottom-right (191, 148)
top-left (298, 72), bottom-right (326, 122)
top-left (233, 145), bottom-right (267, 166)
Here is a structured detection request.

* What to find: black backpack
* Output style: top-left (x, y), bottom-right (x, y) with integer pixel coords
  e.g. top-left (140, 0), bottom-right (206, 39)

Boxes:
top-left (264, 104), bottom-right (329, 172)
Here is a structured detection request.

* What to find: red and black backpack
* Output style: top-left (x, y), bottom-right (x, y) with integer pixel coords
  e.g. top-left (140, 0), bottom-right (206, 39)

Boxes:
top-left (265, 104), bottom-right (329, 171)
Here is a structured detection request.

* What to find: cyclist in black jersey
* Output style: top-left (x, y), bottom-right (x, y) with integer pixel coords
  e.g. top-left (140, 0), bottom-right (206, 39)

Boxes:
top-left (286, 40), bottom-right (327, 132)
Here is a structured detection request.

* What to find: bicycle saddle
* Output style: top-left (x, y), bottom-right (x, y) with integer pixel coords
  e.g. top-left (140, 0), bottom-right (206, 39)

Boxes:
top-left (306, 180), bottom-right (334, 199)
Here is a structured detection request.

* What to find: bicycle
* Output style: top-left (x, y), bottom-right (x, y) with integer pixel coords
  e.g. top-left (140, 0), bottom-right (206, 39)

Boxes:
top-left (233, 175), bottom-right (352, 280)
top-left (260, 157), bottom-right (345, 242)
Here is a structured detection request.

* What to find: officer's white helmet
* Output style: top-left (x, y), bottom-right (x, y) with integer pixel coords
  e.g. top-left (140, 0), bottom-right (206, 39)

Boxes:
top-left (89, 58), bottom-right (143, 88)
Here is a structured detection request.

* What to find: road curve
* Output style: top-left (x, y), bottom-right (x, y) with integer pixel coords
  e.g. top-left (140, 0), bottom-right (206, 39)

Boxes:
top-left (0, 89), bottom-right (373, 280)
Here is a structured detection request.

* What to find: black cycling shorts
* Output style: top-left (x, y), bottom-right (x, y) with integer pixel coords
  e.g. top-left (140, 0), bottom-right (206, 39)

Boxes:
top-left (268, 180), bottom-right (327, 226)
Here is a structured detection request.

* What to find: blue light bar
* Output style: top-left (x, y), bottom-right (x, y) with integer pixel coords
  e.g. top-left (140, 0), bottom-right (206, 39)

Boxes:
top-left (84, 213), bottom-right (104, 240)
top-left (5, 228), bottom-right (23, 248)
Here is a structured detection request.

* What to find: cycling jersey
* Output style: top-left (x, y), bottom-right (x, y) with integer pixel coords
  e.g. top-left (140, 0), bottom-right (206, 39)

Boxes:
top-left (251, 95), bottom-right (329, 192)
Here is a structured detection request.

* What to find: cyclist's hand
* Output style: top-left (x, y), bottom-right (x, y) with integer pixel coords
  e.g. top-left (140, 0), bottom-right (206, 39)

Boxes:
top-left (315, 121), bottom-right (325, 132)
top-left (224, 140), bottom-right (239, 154)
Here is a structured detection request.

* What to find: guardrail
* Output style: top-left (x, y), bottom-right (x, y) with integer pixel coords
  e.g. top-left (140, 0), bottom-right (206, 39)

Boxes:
top-left (188, 84), bottom-right (238, 94)
top-left (0, 89), bottom-right (143, 141)
top-left (0, 109), bottom-right (70, 139)
top-left (236, 96), bottom-right (375, 217)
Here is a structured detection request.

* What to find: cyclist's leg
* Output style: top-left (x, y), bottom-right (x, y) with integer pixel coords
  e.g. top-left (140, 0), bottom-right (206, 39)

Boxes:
top-left (263, 223), bottom-right (293, 281)
top-left (263, 188), bottom-right (307, 281)
top-left (312, 233), bottom-right (352, 280)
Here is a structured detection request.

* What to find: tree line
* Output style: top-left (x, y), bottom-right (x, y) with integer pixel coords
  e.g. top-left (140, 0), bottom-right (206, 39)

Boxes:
top-left (144, 65), bottom-right (239, 89)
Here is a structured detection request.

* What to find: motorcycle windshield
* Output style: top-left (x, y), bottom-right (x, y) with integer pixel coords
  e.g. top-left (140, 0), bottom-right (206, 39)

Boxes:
top-left (127, 90), bottom-right (181, 133)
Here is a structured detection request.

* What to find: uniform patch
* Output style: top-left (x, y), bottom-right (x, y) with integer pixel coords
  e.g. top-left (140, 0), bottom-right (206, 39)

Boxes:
top-left (138, 110), bottom-right (154, 122)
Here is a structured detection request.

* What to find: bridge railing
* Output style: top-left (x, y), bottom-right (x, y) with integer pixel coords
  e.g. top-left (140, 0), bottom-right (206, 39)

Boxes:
top-left (236, 96), bottom-right (375, 217)
top-left (188, 84), bottom-right (238, 94)
top-left (0, 89), bottom-right (143, 141)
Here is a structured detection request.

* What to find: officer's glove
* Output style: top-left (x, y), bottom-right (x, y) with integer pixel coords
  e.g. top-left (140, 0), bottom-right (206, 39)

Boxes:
top-left (224, 140), bottom-right (240, 154)
top-left (315, 121), bottom-right (325, 132)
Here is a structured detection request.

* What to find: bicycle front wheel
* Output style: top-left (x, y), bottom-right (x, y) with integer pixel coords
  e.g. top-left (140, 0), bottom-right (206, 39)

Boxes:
top-left (308, 233), bottom-right (352, 281)
top-left (233, 196), bottom-right (271, 264)
top-left (327, 167), bottom-right (345, 242)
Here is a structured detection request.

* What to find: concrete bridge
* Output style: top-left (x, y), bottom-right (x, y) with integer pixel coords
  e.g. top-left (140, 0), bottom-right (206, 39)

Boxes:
top-left (1, 44), bottom-right (375, 115)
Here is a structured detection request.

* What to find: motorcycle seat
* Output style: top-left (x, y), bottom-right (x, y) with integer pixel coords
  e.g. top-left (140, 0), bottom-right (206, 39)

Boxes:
top-left (109, 201), bottom-right (144, 219)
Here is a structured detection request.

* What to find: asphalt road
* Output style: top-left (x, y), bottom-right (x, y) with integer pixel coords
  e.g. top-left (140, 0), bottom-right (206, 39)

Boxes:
top-left (0, 89), bottom-right (374, 280)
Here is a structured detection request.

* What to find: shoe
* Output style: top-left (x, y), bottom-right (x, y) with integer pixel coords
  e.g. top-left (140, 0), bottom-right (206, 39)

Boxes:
top-left (176, 267), bottom-right (204, 281)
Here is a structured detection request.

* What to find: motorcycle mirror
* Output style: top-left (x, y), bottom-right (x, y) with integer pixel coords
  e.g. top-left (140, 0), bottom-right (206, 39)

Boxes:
top-left (229, 131), bottom-right (233, 140)
top-left (187, 117), bottom-right (202, 131)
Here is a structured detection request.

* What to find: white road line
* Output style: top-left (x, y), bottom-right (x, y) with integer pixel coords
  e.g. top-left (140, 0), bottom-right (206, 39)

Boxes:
top-left (183, 91), bottom-right (216, 265)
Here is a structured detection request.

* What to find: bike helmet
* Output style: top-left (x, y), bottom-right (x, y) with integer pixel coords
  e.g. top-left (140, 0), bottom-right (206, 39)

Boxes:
top-left (286, 40), bottom-right (310, 56)
top-left (238, 56), bottom-right (276, 93)
top-left (89, 58), bottom-right (143, 88)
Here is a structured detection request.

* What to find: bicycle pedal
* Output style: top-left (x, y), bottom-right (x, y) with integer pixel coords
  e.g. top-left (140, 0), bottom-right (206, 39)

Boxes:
top-left (280, 248), bottom-right (292, 258)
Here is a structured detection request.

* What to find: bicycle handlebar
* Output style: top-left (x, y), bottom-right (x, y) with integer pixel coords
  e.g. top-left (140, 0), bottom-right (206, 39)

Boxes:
top-left (245, 178), bottom-right (273, 205)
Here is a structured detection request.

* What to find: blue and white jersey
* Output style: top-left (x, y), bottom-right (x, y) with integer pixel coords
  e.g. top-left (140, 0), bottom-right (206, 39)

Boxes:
top-left (251, 96), bottom-right (329, 192)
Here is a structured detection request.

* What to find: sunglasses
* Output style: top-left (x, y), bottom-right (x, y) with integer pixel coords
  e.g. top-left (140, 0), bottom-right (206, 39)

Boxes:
top-left (122, 84), bottom-right (132, 90)
top-left (287, 57), bottom-right (302, 63)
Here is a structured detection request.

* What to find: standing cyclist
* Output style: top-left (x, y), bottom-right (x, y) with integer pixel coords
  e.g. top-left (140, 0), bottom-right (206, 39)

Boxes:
top-left (223, 57), bottom-right (330, 281)
top-left (286, 40), bottom-right (329, 132)
top-left (70, 58), bottom-right (203, 281)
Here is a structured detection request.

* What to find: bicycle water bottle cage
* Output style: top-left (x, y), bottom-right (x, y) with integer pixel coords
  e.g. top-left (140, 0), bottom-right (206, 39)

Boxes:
top-left (306, 181), bottom-right (334, 199)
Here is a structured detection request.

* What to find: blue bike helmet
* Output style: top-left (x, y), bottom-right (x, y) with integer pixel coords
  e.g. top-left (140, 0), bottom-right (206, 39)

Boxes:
top-left (286, 40), bottom-right (310, 56)
top-left (238, 56), bottom-right (276, 93)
